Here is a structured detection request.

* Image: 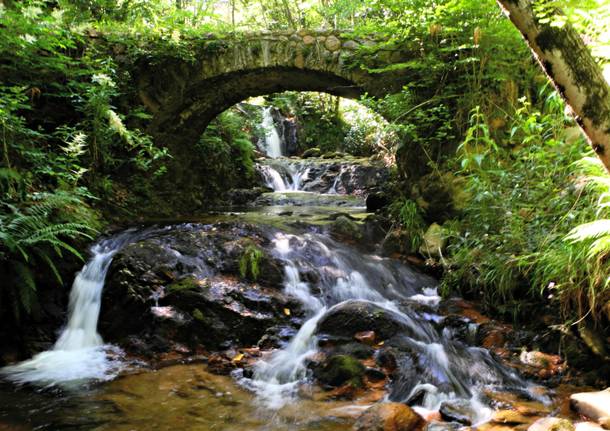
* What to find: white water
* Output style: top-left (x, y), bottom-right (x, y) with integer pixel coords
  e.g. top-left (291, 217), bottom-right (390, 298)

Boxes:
top-left (261, 107), bottom-right (283, 158)
top-left (328, 166), bottom-right (345, 194)
top-left (240, 231), bottom-right (543, 417)
top-left (1, 234), bottom-right (133, 387)
top-left (258, 162), bottom-right (310, 192)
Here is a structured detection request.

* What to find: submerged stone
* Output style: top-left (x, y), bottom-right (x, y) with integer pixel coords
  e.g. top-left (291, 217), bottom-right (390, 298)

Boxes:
top-left (439, 399), bottom-right (477, 425)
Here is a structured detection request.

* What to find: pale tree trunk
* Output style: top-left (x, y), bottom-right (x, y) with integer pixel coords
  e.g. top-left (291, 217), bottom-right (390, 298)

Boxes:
top-left (496, 0), bottom-right (610, 171)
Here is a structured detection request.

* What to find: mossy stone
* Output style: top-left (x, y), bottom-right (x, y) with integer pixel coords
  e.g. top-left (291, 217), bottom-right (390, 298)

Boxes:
top-left (167, 277), bottom-right (200, 294)
top-left (315, 354), bottom-right (366, 388)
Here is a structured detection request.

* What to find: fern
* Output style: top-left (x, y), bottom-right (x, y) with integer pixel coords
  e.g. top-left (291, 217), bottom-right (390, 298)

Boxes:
top-left (0, 190), bottom-right (97, 319)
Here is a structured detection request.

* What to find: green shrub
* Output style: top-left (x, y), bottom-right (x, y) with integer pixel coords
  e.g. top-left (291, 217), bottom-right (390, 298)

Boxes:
top-left (440, 93), bottom-right (607, 321)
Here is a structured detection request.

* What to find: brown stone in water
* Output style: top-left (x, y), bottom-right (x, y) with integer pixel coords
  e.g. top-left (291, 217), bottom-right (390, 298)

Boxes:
top-left (326, 383), bottom-right (363, 400)
top-left (207, 353), bottom-right (236, 375)
top-left (482, 329), bottom-right (506, 349)
top-left (353, 402), bottom-right (424, 431)
top-left (492, 409), bottom-right (536, 425)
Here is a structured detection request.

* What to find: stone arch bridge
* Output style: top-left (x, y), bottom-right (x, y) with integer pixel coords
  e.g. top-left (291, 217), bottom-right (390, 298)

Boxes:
top-left (135, 29), bottom-right (417, 141)
top-left (126, 29), bottom-right (425, 213)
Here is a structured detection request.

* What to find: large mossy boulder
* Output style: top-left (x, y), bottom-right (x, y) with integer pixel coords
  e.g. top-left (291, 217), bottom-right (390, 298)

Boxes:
top-left (410, 172), bottom-right (468, 223)
top-left (99, 222), bottom-right (297, 355)
top-left (329, 215), bottom-right (363, 242)
top-left (419, 223), bottom-right (446, 258)
top-left (302, 147), bottom-right (321, 158)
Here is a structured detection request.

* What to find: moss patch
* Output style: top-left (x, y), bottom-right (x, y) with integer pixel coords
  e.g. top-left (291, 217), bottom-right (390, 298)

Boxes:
top-left (166, 277), bottom-right (200, 294)
top-left (192, 308), bottom-right (205, 322)
top-left (316, 354), bottom-right (366, 388)
top-left (239, 243), bottom-right (264, 281)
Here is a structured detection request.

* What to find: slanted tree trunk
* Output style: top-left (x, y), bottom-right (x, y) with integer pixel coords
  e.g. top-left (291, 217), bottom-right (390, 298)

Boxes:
top-left (496, 0), bottom-right (610, 172)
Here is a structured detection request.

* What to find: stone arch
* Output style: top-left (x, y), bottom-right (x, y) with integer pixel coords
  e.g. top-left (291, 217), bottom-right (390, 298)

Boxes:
top-left (135, 30), bottom-right (414, 141)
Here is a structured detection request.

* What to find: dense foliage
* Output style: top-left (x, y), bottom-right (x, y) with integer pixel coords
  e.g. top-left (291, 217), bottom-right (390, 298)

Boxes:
top-left (1, 0), bottom-right (609, 340)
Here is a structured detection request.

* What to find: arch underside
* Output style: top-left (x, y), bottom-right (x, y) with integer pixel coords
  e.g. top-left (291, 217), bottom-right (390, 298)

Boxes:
top-left (152, 67), bottom-right (364, 139)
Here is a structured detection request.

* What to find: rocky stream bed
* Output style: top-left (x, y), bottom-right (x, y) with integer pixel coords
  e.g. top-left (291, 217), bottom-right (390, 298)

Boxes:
top-left (0, 155), bottom-right (609, 431)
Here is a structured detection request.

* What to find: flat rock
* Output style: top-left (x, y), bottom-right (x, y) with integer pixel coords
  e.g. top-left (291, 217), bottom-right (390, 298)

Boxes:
top-left (492, 409), bottom-right (535, 425)
top-left (570, 389), bottom-right (610, 425)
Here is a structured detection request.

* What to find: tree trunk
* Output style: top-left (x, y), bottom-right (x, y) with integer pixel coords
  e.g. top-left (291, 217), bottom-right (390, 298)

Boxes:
top-left (496, 0), bottom-right (610, 171)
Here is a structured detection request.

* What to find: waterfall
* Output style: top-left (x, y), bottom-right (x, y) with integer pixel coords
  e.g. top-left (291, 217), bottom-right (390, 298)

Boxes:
top-left (258, 160), bottom-right (310, 192)
top-left (259, 164), bottom-right (289, 191)
top-left (1, 232), bottom-right (136, 386)
top-left (328, 166), bottom-right (345, 194)
top-left (261, 107), bottom-right (283, 158)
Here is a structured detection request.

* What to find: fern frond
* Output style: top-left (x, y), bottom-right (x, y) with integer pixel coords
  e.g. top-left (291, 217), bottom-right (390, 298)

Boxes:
top-left (588, 236), bottom-right (610, 259)
top-left (566, 219), bottom-right (610, 243)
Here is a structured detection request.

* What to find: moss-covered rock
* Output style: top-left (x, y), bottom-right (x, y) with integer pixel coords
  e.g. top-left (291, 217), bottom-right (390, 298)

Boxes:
top-left (314, 354), bottom-right (366, 387)
top-left (329, 215), bottom-right (363, 242)
top-left (100, 222), bottom-right (300, 354)
top-left (301, 147), bottom-right (322, 158)
top-left (166, 277), bottom-right (201, 294)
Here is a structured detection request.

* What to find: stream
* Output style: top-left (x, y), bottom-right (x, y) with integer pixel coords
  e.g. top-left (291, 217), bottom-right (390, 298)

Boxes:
top-left (0, 113), bottom-right (563, 430)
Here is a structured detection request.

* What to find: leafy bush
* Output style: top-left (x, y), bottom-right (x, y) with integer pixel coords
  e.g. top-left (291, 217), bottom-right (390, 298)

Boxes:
top-left (441, 92), bottom-right (609, 322)
top-left (197, 110), bottom-right (256, 197)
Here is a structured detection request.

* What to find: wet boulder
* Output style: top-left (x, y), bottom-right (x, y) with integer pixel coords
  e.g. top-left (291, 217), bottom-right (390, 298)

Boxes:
top-left (100, 222), bottom-right (297, 355)
top-left (298, 158), bottom-right (390, 195)
top-left (353, 402), bottom-right (425, 431)
top-left (439, 399), bottom-right (477, 425)
top-left (329, 215), bottom-right (363, 242)
top-left (315, 300), bottom-right (407, 341)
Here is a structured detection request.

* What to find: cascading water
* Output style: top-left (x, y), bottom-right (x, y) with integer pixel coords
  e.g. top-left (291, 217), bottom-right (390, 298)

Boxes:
top-left (1, 232), bottom-right (137, 387)
top-left (258, 161), bottom-right (310, 192)
top-left (328, 166), bottom-right (345, 195)
top-left (261, 106), bottom-right (283, 158)
top-left (239, 232), bottom-right (545, 423)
